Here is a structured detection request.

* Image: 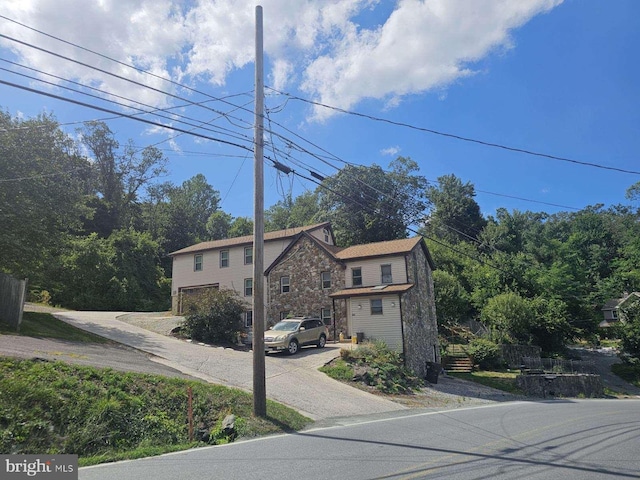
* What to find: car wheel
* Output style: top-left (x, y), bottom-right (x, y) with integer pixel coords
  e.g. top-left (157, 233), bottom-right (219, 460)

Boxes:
top-left (317, 334), bottom-right (326, 348)
top-left (287, 339), bottom-right (299, 355)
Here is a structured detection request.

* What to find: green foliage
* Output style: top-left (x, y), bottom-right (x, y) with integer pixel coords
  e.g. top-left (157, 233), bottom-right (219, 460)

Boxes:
top-left (466, 338), bottom-right (502, 370)
top-left (448, 371), bottom-right (522, 394)
top-left (0, 111), bottom-right (92, 284)
top-left (317, 157), bottom-right (427, 246)
top-left (425, 174), bottom-right (486, 244)
top-left (338, 341), bottom-right (423, 394)
top-left (265, 191), bottom-right (321, 231)
top-left (432, 270), bottom-right (472, 329)
top-left (611, 362), bottom-right (640, 387)
top-left (620, 302), bottom-right (640, 359)
top-left (182, 288), bottom-right (247, 344)
top-left (0, 358), bottom-right (311, 461)
top-left (319, 359), bottom-right (355, 381)
top-left (55, 229), bottom-right (169, 311)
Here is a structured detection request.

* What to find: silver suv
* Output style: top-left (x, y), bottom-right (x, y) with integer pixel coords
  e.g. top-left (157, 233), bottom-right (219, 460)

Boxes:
top-left (264, 317), bottom-right (328, 355)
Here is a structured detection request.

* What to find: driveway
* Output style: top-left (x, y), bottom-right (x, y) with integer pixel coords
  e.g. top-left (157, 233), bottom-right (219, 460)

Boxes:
top-left (51, 311), bottom-right (407, 420)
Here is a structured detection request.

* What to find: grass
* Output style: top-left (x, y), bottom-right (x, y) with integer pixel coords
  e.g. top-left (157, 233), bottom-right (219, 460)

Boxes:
top-left (448, 370), bottom-right (523, 394)
top-left (611, 363), bottom-right (640, 388)
top-left (0, 312), bottom-right (110, 343)
top-left (0, 357), bottom-right (311, 466)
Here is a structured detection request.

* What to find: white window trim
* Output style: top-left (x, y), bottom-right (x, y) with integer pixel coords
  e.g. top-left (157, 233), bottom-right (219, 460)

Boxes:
top-left (321, 271), bottom-right (331, 289)
top-left (370, 298), bottom-right (383, 315)
top-left (244, 278), bottom-right (253, 297)
top-left (244, 247), bottom-right (253, 265)
top-left (381, 264), bottom-right (392, 284)
top-left (281, 276), bottom-right (290, 293)
top-left (220, 250), bottom-right (229, 268)
top-left (194, 254), bottom-right (203, 272)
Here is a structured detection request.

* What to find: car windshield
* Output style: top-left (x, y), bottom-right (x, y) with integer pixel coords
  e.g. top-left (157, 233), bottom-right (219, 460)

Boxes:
top-left (271, 321), bottom-right (300, 332)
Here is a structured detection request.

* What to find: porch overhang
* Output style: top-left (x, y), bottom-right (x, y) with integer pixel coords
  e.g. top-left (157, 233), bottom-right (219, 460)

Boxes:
top-left (329, 283), bottom-right (414, 299)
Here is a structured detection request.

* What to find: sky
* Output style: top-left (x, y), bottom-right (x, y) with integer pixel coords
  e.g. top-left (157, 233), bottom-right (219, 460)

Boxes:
top-left (1, 0), bottom-right (639, 223)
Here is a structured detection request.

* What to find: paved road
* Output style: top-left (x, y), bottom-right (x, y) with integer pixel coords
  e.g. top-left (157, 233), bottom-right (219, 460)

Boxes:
top-left (79, 399), bottom-right (640, 480)
top-left (52, 311), bottom-right (407, 420)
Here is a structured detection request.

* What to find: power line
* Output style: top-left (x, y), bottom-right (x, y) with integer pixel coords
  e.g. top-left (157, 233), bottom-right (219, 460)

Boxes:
top-left (0, 14), bottom-right (254, 114)
top-left (0, 79), bottom-right (254, 152)
top-left (267, 87), bottom-right (640, 176)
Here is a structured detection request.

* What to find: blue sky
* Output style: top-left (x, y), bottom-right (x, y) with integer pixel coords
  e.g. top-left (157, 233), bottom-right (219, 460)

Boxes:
top-left (1, 0), bottom-right (639, 222)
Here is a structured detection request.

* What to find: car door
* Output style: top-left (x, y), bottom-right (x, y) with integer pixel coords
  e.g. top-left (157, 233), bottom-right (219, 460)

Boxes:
top-left (299, 320), bottom-right (314, 345)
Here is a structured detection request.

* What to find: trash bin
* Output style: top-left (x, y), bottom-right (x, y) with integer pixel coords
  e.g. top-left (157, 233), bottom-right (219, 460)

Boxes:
top-left (426, 361), bottom-right (440, 384)
top-left (356, 332), bottom-right (365, 344)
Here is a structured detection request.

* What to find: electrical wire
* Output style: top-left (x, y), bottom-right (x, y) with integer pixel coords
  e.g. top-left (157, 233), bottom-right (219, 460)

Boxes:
top-left (267, 87), bottom-right (640, 176)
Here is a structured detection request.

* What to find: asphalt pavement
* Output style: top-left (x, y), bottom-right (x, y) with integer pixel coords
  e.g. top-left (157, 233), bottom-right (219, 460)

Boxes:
top-left (51, 311), bottom-right (407, 420)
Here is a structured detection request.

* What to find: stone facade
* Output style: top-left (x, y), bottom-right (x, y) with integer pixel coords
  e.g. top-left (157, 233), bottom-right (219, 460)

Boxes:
top-left (266, 234), bottom-right (345, 339)
top-left (400, 246), bottom-right (440, 378)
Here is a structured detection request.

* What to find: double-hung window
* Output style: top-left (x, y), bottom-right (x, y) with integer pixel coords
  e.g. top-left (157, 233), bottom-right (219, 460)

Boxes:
top-left (352, 267), bottom-right (362, 287)
top-left (280, 276), bottom-right (290, 293)
top-left (321, 271), bottom-right (331, 289)
top-left (381, 264), bottom-right (392, 284)
top-left (244, 278), bottom-right (253, 297)
top-left (244, 311), bottom-right (253, 327)
top-left (321, 308), bottom-right (332, 325)
top-left (370, 299), bottom-right (383, 315)
top-left (220, 250), bottom-right (229, 268)
top-left (244, 247), bottom-right (253, 265)
top-left (194, 254), bottom-right (203, 272)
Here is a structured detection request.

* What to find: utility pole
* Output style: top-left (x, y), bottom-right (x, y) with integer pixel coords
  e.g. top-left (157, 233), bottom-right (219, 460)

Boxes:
top-left (252, 5), bottom-right (267, 418)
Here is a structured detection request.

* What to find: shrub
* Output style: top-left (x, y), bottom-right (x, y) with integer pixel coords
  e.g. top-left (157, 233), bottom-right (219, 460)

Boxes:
top-left (182, 288), bottom-right (247, 344)
top-left (337, 341), bottom-right (423, 394)
top-left (466, 338), bottom-right (502, 370)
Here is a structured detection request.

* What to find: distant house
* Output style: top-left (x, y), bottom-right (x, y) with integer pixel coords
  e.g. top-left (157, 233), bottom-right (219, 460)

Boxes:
top-left (170, 223), bottom-right (439, 377)
top-left (600, 292), bottom-right (640, 327)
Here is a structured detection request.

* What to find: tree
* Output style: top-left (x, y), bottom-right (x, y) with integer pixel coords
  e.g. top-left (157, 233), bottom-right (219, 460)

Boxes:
top-left (55, 229), bottom-right (168, 311)
top-left (620, 301), bottom-right (640, 359)
top-left (432, 270), bottom-right (472, 330)
top-left (229, 217), bottom-right (253, 237)
top-left (0, 111), bottom-right (92, 285)
top-left (317, 157), bottom-right (427, 246)
top-left (78, 121), bottom-right (167, 235)
top-left (265, 191), bottom-right (320, 231)
top-left (160, 174), bottom-right (221, 254)
top-left (425, 174), bottom-right (486, 243)
top-left (206, 211), bottom-right (233, 240)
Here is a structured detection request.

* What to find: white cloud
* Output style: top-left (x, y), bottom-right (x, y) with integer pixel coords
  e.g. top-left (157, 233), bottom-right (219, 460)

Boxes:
top-left (381, 145), bottom-right (401, 156)
top-left (1, 0), bottom-right (563, 121)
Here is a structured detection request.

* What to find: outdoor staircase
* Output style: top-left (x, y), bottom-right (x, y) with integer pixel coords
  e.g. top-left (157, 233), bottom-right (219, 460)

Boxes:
top-left (442, 344), bottom-right (474, 373)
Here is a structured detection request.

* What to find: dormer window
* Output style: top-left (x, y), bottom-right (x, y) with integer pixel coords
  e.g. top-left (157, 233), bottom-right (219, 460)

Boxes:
top-left (323, 228), bottom-right (330, 243)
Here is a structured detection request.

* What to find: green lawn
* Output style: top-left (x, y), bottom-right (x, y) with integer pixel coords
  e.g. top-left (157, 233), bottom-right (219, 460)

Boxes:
top-left (0, 311), bottom-right (110, 343)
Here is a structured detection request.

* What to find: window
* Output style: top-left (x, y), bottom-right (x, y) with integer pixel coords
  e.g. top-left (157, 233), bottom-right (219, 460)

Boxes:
top-left (381, 264), bottom-right (392, 284)
top-left (244, 247), bottom-right (253, 265)
top-left (612, 310), bottom-right (619, 319)
top-left (352, 267), bottom-right (362, 287)
top-left (323, 228), bottom-right (330, 243)
top-left (280, 276), bottom-right (290, 293)
top-left (220, 250), bottom-right (229, 268)
top-left (244, 278), bottom-right (253, 297)
top-left (321, 271), bottom-right (331, 289)
top-left (194, 254), bottom-right (203, 272)
top-left (244, 310), bottom-right (253, 328)
top-left (321, 308), bottom-right (332, 325)
top-left (371, 299), bottom-right (383, 315)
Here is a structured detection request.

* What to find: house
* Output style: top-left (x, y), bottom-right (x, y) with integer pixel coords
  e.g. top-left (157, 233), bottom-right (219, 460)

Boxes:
top-left (169, 222), bottom-right (336, 326)
top-left (600, 292), bottom-right (640, 327)
top-left (170, 223), bottom-right (439, 378)
top-left (265, 231), bottom-right (439, 378)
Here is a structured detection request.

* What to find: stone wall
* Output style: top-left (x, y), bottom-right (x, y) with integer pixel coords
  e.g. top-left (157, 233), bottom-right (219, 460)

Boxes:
top-left (400, 246), bottom-right (439, 378)
top-left (516, 374), bottom-right (604, 398)
top-left (266, 235), bottom-right (345, 339)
